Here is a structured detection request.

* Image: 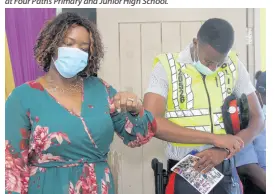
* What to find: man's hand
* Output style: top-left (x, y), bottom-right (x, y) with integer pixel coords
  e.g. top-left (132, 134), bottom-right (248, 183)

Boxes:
top-left (193, 148), bottom-right (228, 174)
top-left (212, 134), bottom-right (244, 158)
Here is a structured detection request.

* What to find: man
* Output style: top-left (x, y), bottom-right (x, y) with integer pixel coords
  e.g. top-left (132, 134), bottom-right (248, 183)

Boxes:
top-left (236, 71), bottom-right (266, 194)
top-left (144, 18), bottom-right (265, 193)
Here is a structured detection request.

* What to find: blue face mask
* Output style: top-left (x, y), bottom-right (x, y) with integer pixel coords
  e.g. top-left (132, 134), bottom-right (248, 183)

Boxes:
top-left (193, 61), bottom-right (214, 76)
top-left (193, 48), bottom-right (214, 76)
top-left (53, 47), bottom-right (88, 78)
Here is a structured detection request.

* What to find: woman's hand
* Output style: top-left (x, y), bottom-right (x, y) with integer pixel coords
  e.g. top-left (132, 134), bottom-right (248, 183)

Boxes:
top-left (212, 134), bottom-right (244, 158)
top-left (113, 92), bottom-right (142, 114)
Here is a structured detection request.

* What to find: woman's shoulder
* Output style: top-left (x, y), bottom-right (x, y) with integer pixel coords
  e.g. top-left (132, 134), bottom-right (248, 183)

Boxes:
top-left (14, 80), bottom-right (44, 92)
top-left (7, 80), bottom-right (45, 101)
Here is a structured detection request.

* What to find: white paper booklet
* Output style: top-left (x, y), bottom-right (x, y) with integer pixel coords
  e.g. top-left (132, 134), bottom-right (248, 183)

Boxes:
top-left (171, 154), bottom-right (224, 194)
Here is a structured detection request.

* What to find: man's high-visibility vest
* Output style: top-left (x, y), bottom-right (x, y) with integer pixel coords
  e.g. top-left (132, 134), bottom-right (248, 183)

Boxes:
top-left (153, 51), bottom-right (239, 147)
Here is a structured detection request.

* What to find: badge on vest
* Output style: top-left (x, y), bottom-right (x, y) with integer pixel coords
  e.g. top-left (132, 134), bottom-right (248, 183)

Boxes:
top-left (178, 70), bottom-right (185, 103)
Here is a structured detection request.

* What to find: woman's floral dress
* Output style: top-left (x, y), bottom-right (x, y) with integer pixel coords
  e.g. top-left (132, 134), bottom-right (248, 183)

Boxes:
top-left (5, 77), bottom-right (157, 194)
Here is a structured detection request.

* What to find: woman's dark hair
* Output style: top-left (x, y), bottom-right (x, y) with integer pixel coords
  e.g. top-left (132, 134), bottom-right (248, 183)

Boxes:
top-left (34, 12), bottom-right (104, 77)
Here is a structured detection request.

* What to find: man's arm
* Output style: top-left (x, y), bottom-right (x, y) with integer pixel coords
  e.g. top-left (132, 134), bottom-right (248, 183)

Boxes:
top-left (236, 93), bottom-right (265, 144)
top-left (233, 58), bottom-right (265, 145)
top-left (144, 63), bottom-right (244, 152)
top-left (144, 92), bottom-right (216, 144)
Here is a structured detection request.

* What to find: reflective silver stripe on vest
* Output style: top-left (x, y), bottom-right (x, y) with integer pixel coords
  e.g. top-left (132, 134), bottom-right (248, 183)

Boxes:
top-left (228, 59), bottom-right (237, 80)
top-left (214, 123), bottom-right (225, 130)
top-left (188, 125), bottom-right (211, 133)
top-left (213, 113), bottom-right (225, 130)
top-left (184, 74), bottom-right (193, 109)
top-left (165, 108), bottom-right (209, 118)
top-left (218, 71), bottom-right (227, 100)
top-left (166, 53), bottom-right (194, 110)
top-left (179, 62), bottom-right (194, 109)
top-left (167, 53), bottom-right (180, 110)
top-left (166, 111), bottom-right (225, 130)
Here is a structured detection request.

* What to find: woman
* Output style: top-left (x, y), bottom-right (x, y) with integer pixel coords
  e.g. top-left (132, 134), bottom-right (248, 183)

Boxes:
top-left (5, 12), bottom-right (156, 194)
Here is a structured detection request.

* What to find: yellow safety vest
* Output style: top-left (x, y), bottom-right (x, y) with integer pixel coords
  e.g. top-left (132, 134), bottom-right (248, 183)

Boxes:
top-left (153, 51), bottom-right (239, 147)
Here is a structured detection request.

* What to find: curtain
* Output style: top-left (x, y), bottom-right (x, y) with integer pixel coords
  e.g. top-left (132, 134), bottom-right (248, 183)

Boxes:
top-left (5, 8), bottom-right (56, 87)
top-left (5, 34), bottom-right (15, 100)
top-left (260, 8), bottom-right (266, 71)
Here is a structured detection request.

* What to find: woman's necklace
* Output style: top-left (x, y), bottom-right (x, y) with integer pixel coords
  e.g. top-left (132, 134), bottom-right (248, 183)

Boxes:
top-left (45, 75), bottom-right (83, 94)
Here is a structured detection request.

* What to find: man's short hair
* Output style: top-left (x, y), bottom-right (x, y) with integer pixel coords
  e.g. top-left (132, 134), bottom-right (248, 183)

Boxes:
top-left (197, 18), bottom-right (234, 54)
